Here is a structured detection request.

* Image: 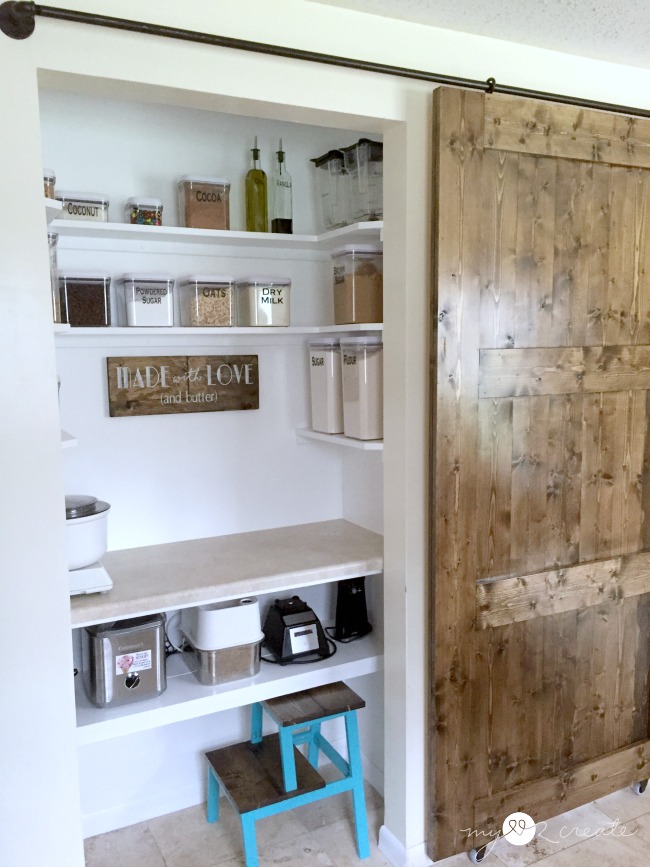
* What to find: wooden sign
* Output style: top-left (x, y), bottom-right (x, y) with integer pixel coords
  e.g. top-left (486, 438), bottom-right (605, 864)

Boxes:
top-left (107, 355), bottom-right (259, 417)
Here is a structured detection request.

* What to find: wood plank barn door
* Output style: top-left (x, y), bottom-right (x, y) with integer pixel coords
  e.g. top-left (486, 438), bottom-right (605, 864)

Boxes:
top-left (430, 86), bottom-right (650, 861)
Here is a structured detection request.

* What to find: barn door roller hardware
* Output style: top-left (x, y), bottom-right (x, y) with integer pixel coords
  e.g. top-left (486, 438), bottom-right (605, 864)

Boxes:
top-left (2, 0), bottom-right (649, 120)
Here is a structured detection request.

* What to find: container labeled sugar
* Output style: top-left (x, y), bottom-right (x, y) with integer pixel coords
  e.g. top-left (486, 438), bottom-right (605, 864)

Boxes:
top-left (125, 197), bottom-right (163, 226)
top-left (55, 190), bottom-right (109, 222)
top-left (118, 274), bottom-right (174, 326)
top-left (235, 277), bottom-right (291, 327)
top-left (177, 176), bottom-right (230, 230)
top-left (332, 245), bottom-right (383, 325)
top-left (59, 271), bottom-right (111, 327)
top-left (178, 274), bottom-right (235, 326)
top-left (340, 336), bottom-right (383, 440)
top-left (308, 338), bottom-right (344, 434)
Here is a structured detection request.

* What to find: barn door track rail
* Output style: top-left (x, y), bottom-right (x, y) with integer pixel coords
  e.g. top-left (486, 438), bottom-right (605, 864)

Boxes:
top-left (2, 0), bottom-right (649, 120)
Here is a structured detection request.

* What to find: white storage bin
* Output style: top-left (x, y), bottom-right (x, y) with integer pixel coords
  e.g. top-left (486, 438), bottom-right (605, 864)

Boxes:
top-left (118, 273), bottom-right (174, 326)
top-left (308, 338), bottom-right (344, 434)
top-left (340, 336), bottom-right (383, 440)
top-left (236, 277), bottom-right (291, 327)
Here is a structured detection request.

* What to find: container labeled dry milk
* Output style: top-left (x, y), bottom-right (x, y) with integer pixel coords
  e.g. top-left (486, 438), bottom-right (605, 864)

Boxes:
top-left (308, 338), bottom-right (344, 433)
top-left (340, 336), bottom-right (383, 440)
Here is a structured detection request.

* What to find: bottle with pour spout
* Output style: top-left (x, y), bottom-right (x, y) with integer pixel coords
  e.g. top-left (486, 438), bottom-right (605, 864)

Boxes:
top-left (270, 138), bottom-right (293, 234)
top-left (245, 136), bottom-right (268, 232)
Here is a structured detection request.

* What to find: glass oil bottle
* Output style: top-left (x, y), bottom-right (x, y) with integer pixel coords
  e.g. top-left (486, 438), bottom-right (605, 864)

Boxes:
top-left (245, 136), bottom-right (268, 232)
top-left (270, 138), bottom-right (293, 234)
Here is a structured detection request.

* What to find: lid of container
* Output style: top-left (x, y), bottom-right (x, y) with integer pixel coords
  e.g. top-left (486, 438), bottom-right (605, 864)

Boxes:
top-left (339, 336), bottom-right (383, 347)
top-left (125, 197), bottom-right (163, 207)
top-left (47, 232), bottom-right (58, 241)
top-left (118, 273), bottom-right (174, 284)
top-left (310, 150), bottom-right (345, 167)
top-left (308, 337), bottom-right (340, 348)
top-left (58, 270), bottom-right (111, 283)
top-left (178, 175), bottom-right (231, 186)
top-left (331, 244), bottom-right (383, 257)
top-left (236, 277), bottom-right (291, 286)
top-left (178, 274), bottom-right (235, 285)
top-left (341, 138), bottom-right (384, 155)
top-left (43, 168), bottom-right (56, 179)
top-left (65, 495), bottom-right (110, 519)
top-left (54, 191), bottom-right (109, 204)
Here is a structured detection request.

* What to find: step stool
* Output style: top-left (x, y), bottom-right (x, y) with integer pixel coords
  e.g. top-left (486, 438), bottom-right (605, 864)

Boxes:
top-left (205, 681), bottom-right (370, 867)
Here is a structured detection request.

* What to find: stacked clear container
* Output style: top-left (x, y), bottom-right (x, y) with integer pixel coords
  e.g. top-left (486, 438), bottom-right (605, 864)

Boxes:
top-left (177, 176), bottom-right (230, 230)
top-left (340, 336), bottom-right (383, 441)
top-left (332, 245), bottom-right (383, 325)
top-left (342, 138), bottom-right (383, 222)
top-left (308, 338), bottom-right (344, 434)
top-left (59, 271), bottom-right (112, 326)
top-left (179, 275), bottom-right (235, 327)
top-left (236, 277), bottom-right (291, 327)
top-left (311, 149), bottom-right (348, 230)
top-left (55, 191), bottom-right (109, 222)
top-left (125, 197), bottom-right (163, 226)
top-left (118, 274), bottom-right (174, 326)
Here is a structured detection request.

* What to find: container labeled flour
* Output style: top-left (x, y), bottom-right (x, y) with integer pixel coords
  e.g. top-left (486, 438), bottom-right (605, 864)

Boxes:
top-left (340, 336), bottom-right (383, 440)
top-left (308, 338), bottom-right (343, 434)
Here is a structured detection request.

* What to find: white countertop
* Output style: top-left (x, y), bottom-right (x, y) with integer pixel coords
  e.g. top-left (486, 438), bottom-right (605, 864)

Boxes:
top-left (70, 519), bottom-right (383, 627)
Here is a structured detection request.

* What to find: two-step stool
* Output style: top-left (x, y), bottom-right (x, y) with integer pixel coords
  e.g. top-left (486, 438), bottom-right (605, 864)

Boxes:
top-left (205, 681), bottom-right (370, 867)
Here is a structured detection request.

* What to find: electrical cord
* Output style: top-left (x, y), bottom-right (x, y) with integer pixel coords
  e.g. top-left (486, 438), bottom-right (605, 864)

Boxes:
top-left (325, 624), bottom-right (372, 644)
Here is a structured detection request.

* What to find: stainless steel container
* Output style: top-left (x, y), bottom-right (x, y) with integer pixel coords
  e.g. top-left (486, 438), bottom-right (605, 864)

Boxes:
top-left (82, 613), bottom-right (166, 707)
top-left (184, 639), bottom-right (262, 686)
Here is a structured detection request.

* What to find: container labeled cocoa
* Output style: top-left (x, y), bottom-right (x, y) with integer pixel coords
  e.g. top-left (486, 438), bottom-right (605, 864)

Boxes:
top-left (332, 245), bottom-right (383, 325)
top-left (55, 191), bottom-right (109, 222)
top-left (59, 271), bottom-right (111, 327)
top-left (178, 274), bottom-right (235, 327)
top-left (177, 176), bottom-right (230, 230)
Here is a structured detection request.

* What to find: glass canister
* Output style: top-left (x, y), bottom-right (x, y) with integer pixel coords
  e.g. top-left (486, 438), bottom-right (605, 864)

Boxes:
top-left (125, 197), bottom-right (163, 226)
top-left (332, 245), bottom-right (383, 325)
top-left (55, 190), bottom-right (109, 222)
top-left (340, 336), bottom-right (383, 441)
top-left (177, 176), bottom-right (231, 230)
top-left (310, 149), bottom-right (349, 230)
top-left (308, 338), bottom-right (344, 434)
top-left (342, 138), bottom-right (383, 222)
top-left (43, 168), bottom-right (56, 199)
top-left (235, 277), bottom-right (291, 327)
top-left (118, 274), bottom-right (174, 327)
top-left (59, 271), bottom-right (111, 327)
top-left (178, 274), bottom-right (235, 327)
top-left (47, 232), bottom-right (61, 322)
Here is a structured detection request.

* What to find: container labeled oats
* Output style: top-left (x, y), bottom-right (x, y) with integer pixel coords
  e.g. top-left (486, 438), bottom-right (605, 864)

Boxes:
top-left (178, 274), bottom-right (235, 327)
top-left (177, 176), bottom-right (230, 230)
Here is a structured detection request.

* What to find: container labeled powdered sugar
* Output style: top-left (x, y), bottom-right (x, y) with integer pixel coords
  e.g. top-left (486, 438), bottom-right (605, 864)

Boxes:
top-left (118, 273), bottom-right (174, 326)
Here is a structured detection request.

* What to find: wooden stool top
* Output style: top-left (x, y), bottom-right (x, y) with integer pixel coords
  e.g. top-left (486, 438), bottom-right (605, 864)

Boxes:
top-left (206, 734), bottom-right (325, 813)
top-left (261, 681), bottom-right (365, 727)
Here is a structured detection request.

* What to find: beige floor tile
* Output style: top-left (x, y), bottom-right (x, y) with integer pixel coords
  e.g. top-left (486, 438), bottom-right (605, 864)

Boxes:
top-left (257, 830), bottom-right (335, 866)
top-left (594, 785), bottom-right (650, 824)
top-left (521, 824), bottom-right (650, 866)
top-left (84, 822), bottom-right (166, 867)
top-left (310, 814), bottom-right (390, 867)
top-left (491, 802), bottom-right (615, 866)
top-left (147, 801), bottom-right (243, 867)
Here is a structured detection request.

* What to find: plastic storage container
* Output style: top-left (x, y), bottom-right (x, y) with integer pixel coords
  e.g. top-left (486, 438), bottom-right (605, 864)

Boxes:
top-left (340, 336), bottom-right (383, 440)
top-left (82, 613), bottom-right (167, 708)
top-left (311, 149), bottom-right (348, 230)
top-left (43, 168), bottom-right (55, 199)
top-left (48, 231), bottom-right (61, 322)
top-left (64, 494), bottom-right (110, 570)
top-left (342, 138), bottom-right (383, 222)
top-left (177, 176), bottom-right (230, 230)
top-left (181, 597), bottom-right (264, 686)
top-left (308, 338), bottom-right (344, 434)
top-left (236, 277), bottom-right (291, 327)
top-left (178, 274), bottom-right (235, 327)
top-left (332, 244), bottom-right (383, 324)
top-left (118, 273), bottom-right (174, 326)
top-left (125, 197), bottom-right (163, 226)
top-left (55, 190), bottom-right (109, 222)
top-left (59, 271), bottom-right (111, 326)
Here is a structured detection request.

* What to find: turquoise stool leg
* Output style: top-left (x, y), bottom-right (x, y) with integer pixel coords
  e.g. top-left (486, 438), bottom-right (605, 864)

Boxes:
top-left (250, 702), bottom-right (263, 744)
top-left (345, 711), bottom-right (370, 859)
top-left (278, 724), bottom-right (298, 791)
top-left (207, 767), bottom-right (220, 823)
top-left (307, 721), bottom-right (321, 769)
top-left (240, 813), bottom-right (259, 867)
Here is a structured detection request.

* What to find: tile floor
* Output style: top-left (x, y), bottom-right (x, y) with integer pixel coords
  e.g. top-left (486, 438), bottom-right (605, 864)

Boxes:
top-left (84, 777), bottom-right (650, 867)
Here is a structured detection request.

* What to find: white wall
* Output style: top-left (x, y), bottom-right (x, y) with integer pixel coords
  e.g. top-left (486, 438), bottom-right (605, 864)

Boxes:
top-left (2, 2), bottom-right (650, 866)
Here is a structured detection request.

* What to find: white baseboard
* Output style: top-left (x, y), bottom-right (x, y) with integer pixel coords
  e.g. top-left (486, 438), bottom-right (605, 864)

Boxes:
top-left (378, 825), bottom-right (434, 867)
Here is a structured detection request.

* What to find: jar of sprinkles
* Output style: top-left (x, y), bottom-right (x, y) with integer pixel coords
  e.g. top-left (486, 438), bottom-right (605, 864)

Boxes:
top-left (125, 197), bottom-right (163, 226)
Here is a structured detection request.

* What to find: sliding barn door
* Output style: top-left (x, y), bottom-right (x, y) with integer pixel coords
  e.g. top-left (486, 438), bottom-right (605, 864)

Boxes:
top-left (430, 86), bottom-right (650, 860)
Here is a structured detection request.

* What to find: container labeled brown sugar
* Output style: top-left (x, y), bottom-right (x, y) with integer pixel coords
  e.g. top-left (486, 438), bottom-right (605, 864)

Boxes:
top-left (331, 245), bottom-right (383, 325)
top-left (177, 176), bottom-right (230, 230)
top-left (178, 274), bottom-right (235, 327)
top-left (59, 271), bottom-right (111, 327)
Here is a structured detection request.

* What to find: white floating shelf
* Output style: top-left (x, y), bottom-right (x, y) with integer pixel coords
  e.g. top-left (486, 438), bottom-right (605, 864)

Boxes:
top-left (45, 197), bottom-right (62, 224)
top-left (75, 631), bottom-right (382, 745)
top-left (297, 429), bottom-right (383, 450)
top-left (60, 429), bottom-right (77, 449)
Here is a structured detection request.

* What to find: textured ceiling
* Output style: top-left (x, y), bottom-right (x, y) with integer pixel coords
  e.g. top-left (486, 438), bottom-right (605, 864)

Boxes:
top-left (309, 0), bottom-right (650, 69)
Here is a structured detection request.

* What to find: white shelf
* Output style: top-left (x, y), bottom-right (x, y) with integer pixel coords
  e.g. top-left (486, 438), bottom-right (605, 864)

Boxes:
top-left (75, 631), bottom-right (382, 745)
top-left (51, 219), bottom-right (382, 252)
top-left (60, 429), bottom-right (77, 449)
top-left (46, 197), bottom-right (62, 224)
top-left (297, 429), bottom-right (383, 450)
top-left (70, 519), bottom-right (383, 627)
